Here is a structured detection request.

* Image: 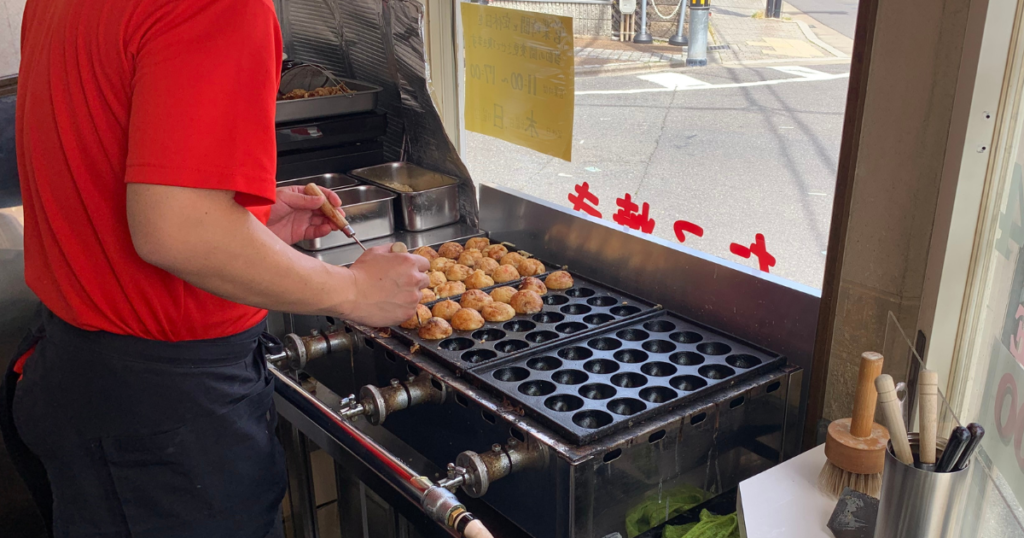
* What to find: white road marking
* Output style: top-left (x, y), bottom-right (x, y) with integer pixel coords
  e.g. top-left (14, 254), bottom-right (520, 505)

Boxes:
top-left (576, 66), bottom-right (849, 95)
top-left (637, 72), bottom-right (713, 90)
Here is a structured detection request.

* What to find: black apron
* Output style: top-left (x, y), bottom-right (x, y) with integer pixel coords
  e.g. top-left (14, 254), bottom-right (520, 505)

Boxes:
top-left (0, 308), bottom-right (286, 538)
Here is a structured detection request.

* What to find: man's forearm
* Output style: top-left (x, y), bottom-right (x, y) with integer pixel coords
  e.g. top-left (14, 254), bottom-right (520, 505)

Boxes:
top-left (127, 184), bottom-right (355, 317)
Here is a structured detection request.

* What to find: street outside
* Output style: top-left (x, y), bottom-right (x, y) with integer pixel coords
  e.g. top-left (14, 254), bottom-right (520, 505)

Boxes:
top-left (463, 0), bottom-right (856, 289)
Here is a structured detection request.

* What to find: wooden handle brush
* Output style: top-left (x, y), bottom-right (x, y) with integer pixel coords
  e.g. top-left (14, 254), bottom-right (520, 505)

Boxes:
top-left (819, 352), bottom-right (890, 498)
top-left (876, 374), bottom-right (914, 465)
top-left (918, 369), bottom-right (938, 468)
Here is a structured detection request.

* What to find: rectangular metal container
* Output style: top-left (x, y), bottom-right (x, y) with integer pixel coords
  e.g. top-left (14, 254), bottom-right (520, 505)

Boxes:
top-left (297, 185), bottom-right (396, 251)
top-left (276, 78), bottom-right (383, 125)
top-left (348, 162), bottom-right (460, 231)
top-left (277, 173), bottom-right (361, 190)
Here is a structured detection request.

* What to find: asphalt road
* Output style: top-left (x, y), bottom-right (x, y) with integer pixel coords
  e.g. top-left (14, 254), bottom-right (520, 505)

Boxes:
top-left (786, 0), bottom-right (860, 39)
top-left (463, 62), bottom-right (851, 289)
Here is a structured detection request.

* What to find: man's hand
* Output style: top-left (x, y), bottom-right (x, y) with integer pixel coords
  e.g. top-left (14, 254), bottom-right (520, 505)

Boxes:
top-left (267, 185), bottom-right (344, 245)
top-left (345, 245), bottom-right (431, 327)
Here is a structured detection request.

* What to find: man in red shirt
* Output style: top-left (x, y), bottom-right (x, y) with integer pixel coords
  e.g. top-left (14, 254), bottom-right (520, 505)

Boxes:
top-left (2, 0), bottom-right (430, 536)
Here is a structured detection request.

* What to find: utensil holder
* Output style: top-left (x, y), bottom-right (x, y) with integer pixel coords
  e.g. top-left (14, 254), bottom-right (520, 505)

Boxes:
top-left (874, 434), bottom-right (971, 538)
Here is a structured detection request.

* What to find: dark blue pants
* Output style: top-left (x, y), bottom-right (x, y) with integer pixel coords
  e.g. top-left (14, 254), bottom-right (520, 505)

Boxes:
top-left (2, 309), bottom-right (286, 538)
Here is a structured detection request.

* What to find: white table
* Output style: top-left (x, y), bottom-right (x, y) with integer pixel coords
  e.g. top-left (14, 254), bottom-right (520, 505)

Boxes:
top-left (737, 444), bottom-right (836, 537)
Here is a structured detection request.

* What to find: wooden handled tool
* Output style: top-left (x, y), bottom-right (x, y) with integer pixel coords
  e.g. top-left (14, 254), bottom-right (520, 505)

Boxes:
top-left (918, 369), bottom-right (938, 466)
top-left (464, 520), bottom-right (494, 538)
top-left (876, 374), bottom-right (914, 465)
top-left (304, 183), bottom-right (366, 251)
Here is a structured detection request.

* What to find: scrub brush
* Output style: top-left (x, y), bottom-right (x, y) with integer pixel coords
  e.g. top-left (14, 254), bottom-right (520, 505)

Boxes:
top-left (819, 351), bottom-right (890, 498)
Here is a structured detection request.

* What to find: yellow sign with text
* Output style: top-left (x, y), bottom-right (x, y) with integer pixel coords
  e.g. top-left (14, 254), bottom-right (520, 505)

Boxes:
top-left (461, 3), bottom-right (574, 161)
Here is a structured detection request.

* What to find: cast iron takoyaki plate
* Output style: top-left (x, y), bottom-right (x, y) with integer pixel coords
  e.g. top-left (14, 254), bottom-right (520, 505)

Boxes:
top-left (470, 310), bottom-right (786, 445)
top-left (388, 273), bottom-right (659, 373)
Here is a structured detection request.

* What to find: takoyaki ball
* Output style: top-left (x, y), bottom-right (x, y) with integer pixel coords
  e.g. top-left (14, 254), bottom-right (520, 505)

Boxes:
top-left (418, 318), bottom-right (452, 340)
top-left (464, 270), bottom-right (495, 290)
top-left (477, 257), bottom-right (500, 276)
top-left (400, 304), bottom-right (432, 329)
top-left (519, 277), bottom-right (547, 296)
top-left (510, 290), bottom-right (544, 315)
top-left (490, 286), bottom-right (517, 304)
top-left (437, 242), bottom-right (464, 259)
top-left (481, 302), bottom-right (516, 323)
top-left (518, 258), bottom-right (545, 277)
top-left (435, 281), bottom-right (466, 298)
top-left (500, 252), bottom-right (526, 269)
top-left (465, 237), bottom-right (491, 251)
top-left (457, 248), bottom-right (484, 268)
top-left (484, 244), bottom-right (509, 260)
top-left (420, 288), bottom-right (437, 304)
top-left (450, 308), bottom-right (485, 332)
top-left (544, 271), bottom-right (574, 290)
top-left (414, 246), bottom-right (439, 261)
top-left (431, 299), bottom-right (462, 321)
top-left (492, 264), bottom-right (520, 284)
top-left (431, 257), bottom-right (455, 272)
top-left (428, 271), bottom-right (447, 288)
top-left (460, 289), bottom-right (494, 311)
top-left (445, 264), bottom-right (473, 282)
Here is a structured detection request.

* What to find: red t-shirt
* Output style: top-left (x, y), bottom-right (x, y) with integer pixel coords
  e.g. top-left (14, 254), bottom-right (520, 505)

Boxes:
top-left (17, 0), bottom-right (283, 341)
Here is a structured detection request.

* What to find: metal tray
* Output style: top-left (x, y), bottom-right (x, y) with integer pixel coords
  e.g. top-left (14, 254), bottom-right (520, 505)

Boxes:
top-left (277, 173), bottom-right (360, 190)
top-left (390, 271), bottom-right (659, 373)
top-left (471, 310), bottom-right (786, 445)
top-left (276, 78), bottom-right (382, 125)
top-left (348, 163), bottom-right (460, 231)
top-left (298, 185), bottom-right (395, 251)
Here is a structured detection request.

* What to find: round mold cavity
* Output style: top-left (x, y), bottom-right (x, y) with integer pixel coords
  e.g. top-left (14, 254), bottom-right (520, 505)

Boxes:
top-left (670, 331), bottom-right (704, 344)
top-left (543, 295), bottom-right (570, 306)
top-left (503, 320), bottom-right (536, 332)
top-left (671, 375), bottom-right (708, 392)
top-left (555, 321), bottom-right (589, 335)
top-left (613, 349), bottom-right (649, 364)
top-left (579, 383), bottom-right (617, 400)
top-left (439, 337), bottom-right (474, 351)
top-left (565, 287), bottom-right (596, 298)
top-left (699, 364), bottom-right (736, 380)
top-left (583, 359), bottom-right (619, 374)
top-left (610, 305), bottom-right (642, 317)
top-left (583, 313), bottom-right (615, 325)
top-left (588, 337), bottom-right (622, 351)
top-left (526, 330), bottom-right (560, 344)
top-left (641, 362), bottom-right (678, 377)
top-left (616, 328), bottom-right (650, 341)
top-left (670, 351), bottom-right (705, 366)
top-left (493, 367), bottom-right (529, 382)
top-left (472, 328), bottom-right (506, 342)
top-left (527, 356), bottom-right (563, 371)
top-left (643, 319), bottom-right (677, 333)
top-left (494, 340), bottom-right (529, 354)
top-left (551, 369), bottom-right (589, 385)
top-left (545, 394), bottom-right (584, 412)
top-left (561, 304), bottom-right (593, 316)
top-left (643, 340), bottom-right (678, 354)
top-left (518, 380), bottom-right (556, 396)
top-left (463, 349), bottom-right (498, 364)
top-left (587, 296), bottom-right (618, 307)
top-left (608, 398), bottom-right (646, 416)
top-left (573, 409), bottom-right (613, 429)
top-left (611, 372), bottom-right (647, 388)
top-left (697, 342), bottom-right (732, 356)
top-left (640, 386), bottom-right (678, 404)
top-left (533, 312), bottom-right (565, 324)
top-left (558, 346), bottom-right (594, 361)
top-left (727, 354), bottom-right (762, 369)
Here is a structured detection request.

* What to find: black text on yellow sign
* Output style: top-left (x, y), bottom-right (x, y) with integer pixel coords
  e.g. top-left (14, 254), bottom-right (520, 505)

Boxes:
top-left (462, 4), bottom-right (575, 161)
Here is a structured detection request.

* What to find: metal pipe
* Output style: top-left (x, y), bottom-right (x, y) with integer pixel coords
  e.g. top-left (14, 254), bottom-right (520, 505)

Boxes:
top-left (634, 0), bottom-right (654, 44)
top-left (668, 1), bottom-right (688, 46)
top-left (686, 3), bottom-right (709, 66)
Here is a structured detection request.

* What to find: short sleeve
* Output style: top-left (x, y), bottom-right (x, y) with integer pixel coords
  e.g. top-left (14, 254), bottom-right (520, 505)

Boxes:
top-left (124, 0), bottom-right (282, 208)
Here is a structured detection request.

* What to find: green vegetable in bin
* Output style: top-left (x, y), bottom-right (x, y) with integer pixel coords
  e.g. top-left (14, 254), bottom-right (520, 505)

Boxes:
top-left (624, 484), bottom-right (706, 538)
top-left (663, 509), bottom-right (739, 538)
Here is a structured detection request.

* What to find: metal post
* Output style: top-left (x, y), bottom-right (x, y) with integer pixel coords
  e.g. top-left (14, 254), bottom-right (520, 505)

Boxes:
top-left (765, 0), bottom-right (781, 18)
top-left (634, 0), bottom-right (653, 44)
top-left (685, 0), bottom-right (709, 66)
top-left (668, 0), bottom-right (688, 46)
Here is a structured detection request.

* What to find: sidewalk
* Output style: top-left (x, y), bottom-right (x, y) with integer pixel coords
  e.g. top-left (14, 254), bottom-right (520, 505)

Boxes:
top-left (572, 0), bottom-right (853, 75)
